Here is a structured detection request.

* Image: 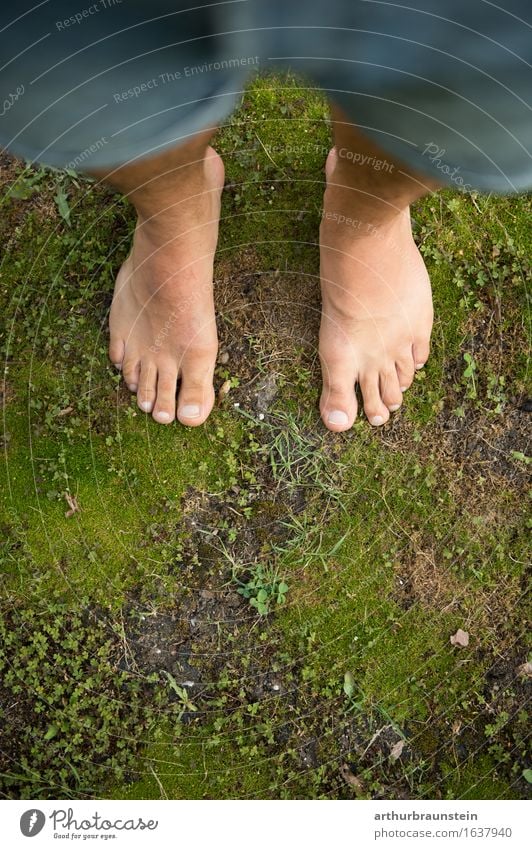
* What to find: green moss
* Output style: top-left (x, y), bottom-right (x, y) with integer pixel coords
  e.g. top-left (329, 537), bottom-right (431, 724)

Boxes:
top-left (112, 727), bottom-right (279, 800)
top-left (1, 369), bottom-right (245, 605)
top-left (443, 755), bottom-right (521, 801)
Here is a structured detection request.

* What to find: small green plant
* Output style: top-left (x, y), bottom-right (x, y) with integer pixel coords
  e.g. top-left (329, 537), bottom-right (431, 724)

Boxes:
top-left (54, 184), bottom-right (71, 226)
top-left (2, 164), bottom-right (48, 201)
top-left (510, 450), bottom-right (530, 465)
top-left (236, 564), bottom-right (288, 615)
top-left (486, 371), bottom-right (507, 414)
top-left (161, 671), bottom-right (198, 719)
top-left (485, 710), bottom-right (510, 738)
top-left (462, 352), bottom-right (478, 399)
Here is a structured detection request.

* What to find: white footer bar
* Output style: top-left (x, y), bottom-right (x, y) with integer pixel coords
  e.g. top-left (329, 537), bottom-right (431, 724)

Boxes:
top-left (2, 799), bottom-right (529, 849)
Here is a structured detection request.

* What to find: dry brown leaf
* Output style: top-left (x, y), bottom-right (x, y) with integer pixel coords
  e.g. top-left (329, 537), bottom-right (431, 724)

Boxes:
top-left (452, 720), bottom-right (462, 736)
top-left (57, 406), bottom-right (73, 417)
top-left (450, 628), bottom-right (469, 647)
top-left (64, 492), bottom-right (80, 518)
top-left (340, 764), bottom-right (365, 793)
top-left (218, 379), bottom-right (232, 402)
top-left (390, 739), bottom-right (405, 761)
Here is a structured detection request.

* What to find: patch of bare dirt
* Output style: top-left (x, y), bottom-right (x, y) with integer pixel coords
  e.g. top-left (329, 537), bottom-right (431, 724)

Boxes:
top-left (214, 250), bottom-right (320, 410)
top-left (438, 403), bottom-right (530, 489)
top-left (393, 541), bottom-right (463, 613)
top-left (0, 152), bottom-right (57, 233)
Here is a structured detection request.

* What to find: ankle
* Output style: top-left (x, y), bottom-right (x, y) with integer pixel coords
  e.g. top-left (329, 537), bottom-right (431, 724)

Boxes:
top-left (135, 192), bottom-right (217, 252)
top-left (130, 145), bottom-right (218, 218)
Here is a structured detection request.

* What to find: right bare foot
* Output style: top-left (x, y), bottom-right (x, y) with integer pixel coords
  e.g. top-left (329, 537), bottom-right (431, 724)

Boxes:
top-left (109, 146), bottom-right (224, 426)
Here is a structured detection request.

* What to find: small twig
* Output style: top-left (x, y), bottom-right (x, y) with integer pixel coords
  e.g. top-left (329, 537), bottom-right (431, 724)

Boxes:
top-left (255, 133), bottom-right (287, 175)
top-left (362, 725), bottom-right (391, 757)
top-left (149, 765), bottom-right (168, 800)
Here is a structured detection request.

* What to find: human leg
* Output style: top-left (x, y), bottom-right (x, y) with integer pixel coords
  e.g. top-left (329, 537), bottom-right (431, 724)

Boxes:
top-left (90, 130), bottom-right (224, 426)
top-left (319, 109), bottom-right (440, 431)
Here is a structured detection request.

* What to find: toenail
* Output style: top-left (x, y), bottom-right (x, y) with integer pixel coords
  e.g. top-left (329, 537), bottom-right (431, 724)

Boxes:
top-left (327, 410), bottom-right (349, 426)
top-left (369, 415), bottom-right (384, 426)
top-left (179, 404), bottom-right (201, 419)
top-left (401, 386), bottom-right (408, 392)
top-left (128, 383), bottom-right (138, 392)
top-left (113, 362), bottom-right (122, 370)
top-left (154, 410), bottom-right (172, 423)
top-left (389, 404), bottom-right (401, 412)
top-left (139, 400), bottom-right (153, 413)
top-left (415, 362), bottom-right (425, 370)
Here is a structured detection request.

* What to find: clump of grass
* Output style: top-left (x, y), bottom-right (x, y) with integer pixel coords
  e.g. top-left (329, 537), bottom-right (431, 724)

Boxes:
top-left (238, 407), bottom-right (346, 506)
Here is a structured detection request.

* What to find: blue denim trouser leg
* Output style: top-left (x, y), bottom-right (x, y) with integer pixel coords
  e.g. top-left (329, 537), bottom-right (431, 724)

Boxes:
top-left (1, 1), bottom-right (530, 192)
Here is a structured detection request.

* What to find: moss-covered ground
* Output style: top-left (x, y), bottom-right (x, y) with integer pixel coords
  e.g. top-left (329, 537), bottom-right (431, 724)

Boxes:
top-left (0, 74), bottom-right (530, 800)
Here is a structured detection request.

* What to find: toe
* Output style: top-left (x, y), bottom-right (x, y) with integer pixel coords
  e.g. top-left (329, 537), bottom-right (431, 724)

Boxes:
top-left (319, 355), bottom-right (358, 432)
top-left (176, 346), bottom-right (217, 426)
top-left (137, 360), bottom-right (157, 413)
top-left (395, 353), bottom-right (415, 393)
top-left (380, 369), bottom-right (403, 412)
top-left (152, 367), bottom-right (178, 424)
top-left (325, 146), bottom-right (339, 180)
top-left (413, 338), bottom-right (430, 370)
top-left (122, 358), bottom-right (140, 393)
top-left (359, 372), bottom-right (390, 426)
top-left (109, 336), bottom-right (125, 369)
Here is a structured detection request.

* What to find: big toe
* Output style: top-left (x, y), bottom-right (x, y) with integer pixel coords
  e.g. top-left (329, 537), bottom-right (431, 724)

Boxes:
top-left (176, 345), bottom-right (217, 426)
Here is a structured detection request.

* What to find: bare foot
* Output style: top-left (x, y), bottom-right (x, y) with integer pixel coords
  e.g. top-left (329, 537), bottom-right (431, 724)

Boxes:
top-left (109, 147), bottom-right (224, 425)
top-left (319, 148), bottom-right (433, 431)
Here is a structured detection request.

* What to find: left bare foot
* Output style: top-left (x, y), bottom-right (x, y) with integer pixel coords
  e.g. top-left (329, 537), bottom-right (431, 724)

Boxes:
top-left (319, 148), bottom-right (433, 432)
